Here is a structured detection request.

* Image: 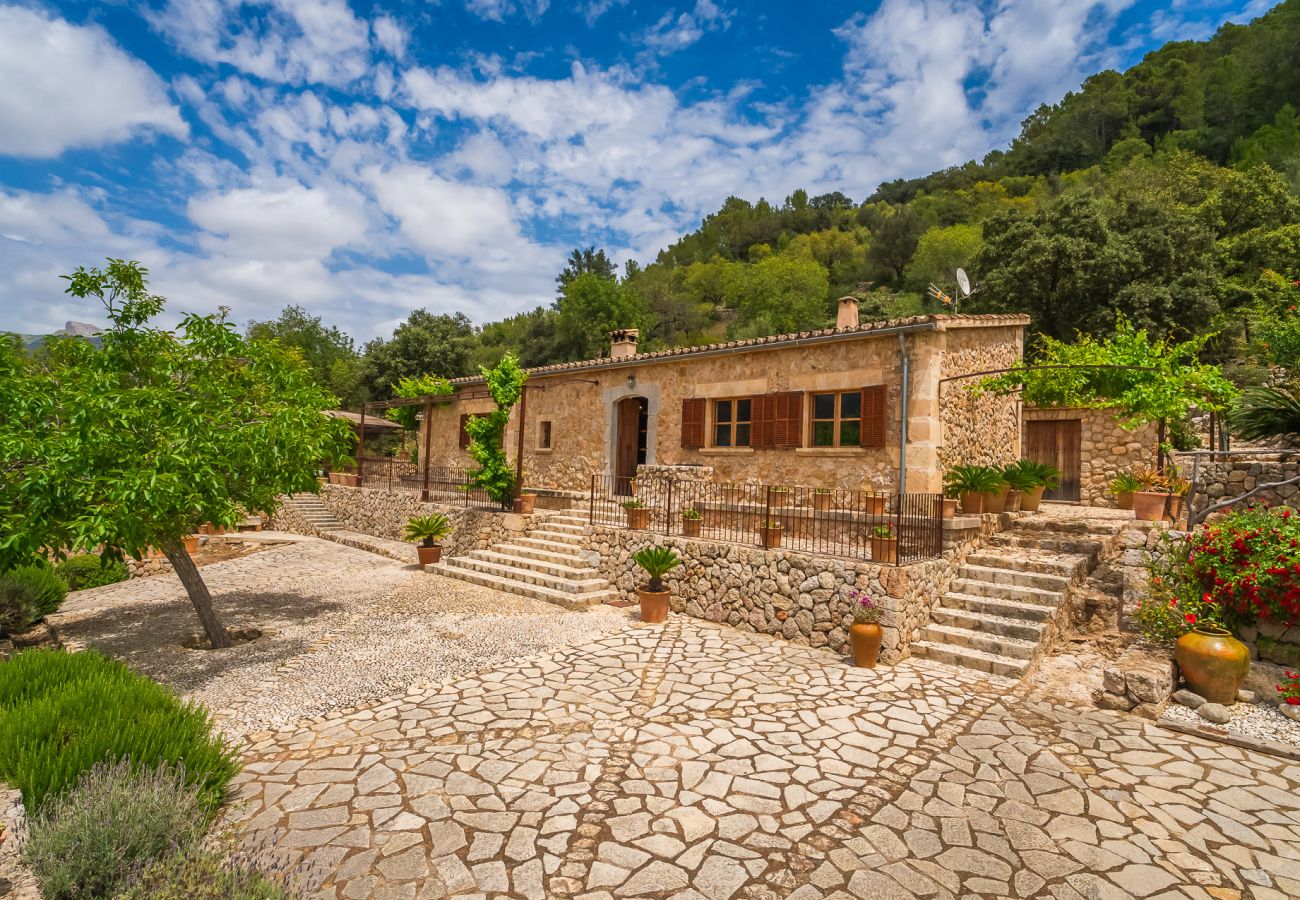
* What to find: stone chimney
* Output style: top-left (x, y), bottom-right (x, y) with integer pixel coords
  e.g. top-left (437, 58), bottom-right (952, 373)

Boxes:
top-left (609, 328), bottom-right (639, 359)
top-left (836, 296), bottom-right (860, 330)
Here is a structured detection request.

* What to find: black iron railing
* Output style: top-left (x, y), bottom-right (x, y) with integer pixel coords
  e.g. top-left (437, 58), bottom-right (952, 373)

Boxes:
top-left (589, 476), bottom-right (943, 564)
top-left (353, 457), bottom-right (502, 509)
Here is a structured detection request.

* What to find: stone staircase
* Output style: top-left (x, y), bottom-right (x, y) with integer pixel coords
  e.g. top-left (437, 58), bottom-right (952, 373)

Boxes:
top-left (913, 514), bottom-right (1127, 677)
top-left (437, 513), bottom-right (619, 610)
top-left (282, 493), bottom-right (343, 532)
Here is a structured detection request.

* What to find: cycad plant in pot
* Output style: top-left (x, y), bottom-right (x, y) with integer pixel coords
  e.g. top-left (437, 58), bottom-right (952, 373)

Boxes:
top-left (983, 468), bottom-right (1010, 514)
top-left (943, 465), bottom-right (1003, 514)
top-left (1015, 461), bottom-right (1060, 512)
top-left (404, 512), bottom-right (453, 567)
top-left (1108, 471), bottom-right (1143, 510)
top-left (633, 545), bottom-right (681, 624)
top-left (1002, 463), bottom-right (1031, 513)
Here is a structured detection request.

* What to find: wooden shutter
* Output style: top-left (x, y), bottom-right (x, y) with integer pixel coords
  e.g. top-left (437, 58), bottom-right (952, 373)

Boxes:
top-left (458, 413), bottom-right (471, 449)
top-left (860, 385), bottom-right (888, 448)
top-left (751, 394), bottom-right (775, 448)
top-left (773, 391), bottom-right (804, 449)
top-left (681, 398), bottom-right (706, 449)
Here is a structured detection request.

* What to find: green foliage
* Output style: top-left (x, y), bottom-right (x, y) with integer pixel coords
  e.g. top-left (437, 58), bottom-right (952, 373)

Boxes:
top-left (0, 649), bottom-right (239, 812)
top-left (1249, 270), bottom-right (1300, 370)
top-left (246, 305), bottom-right (363, 409)
top-left (387, 375), bottom-right (453, 432)
top-left (903, 224), bottom-right (983, 291)
top-left (555, 273), bottom-right (651, 360)
top-left (54, 554), bottom-right (129, 591)
top-left (1109, 471), bottom-right (1144, 496)
top-left (622, 499), bottom-right (645, 510)
top-left (403, 513), bottom-right (453, 547)
top-left (0, 578), bottom-right (38, 636)
top-left (1013, 460), bottom-right (1062, 491)
top-left (556, 246), bottom-right (618, 293)
top-left (24, 759), bottom-right (209, 900)
top-left (1230, 386), bottom-right (1300, 440)
top-left (360, 310), bottom-right (476, 401)
top-left (681, 507), bottom-right (702, 520)
top-left (943, 465), bottom-right (1004, 495)
top-left (0, 564), bottom-right (67, 619)
top-left (632, 546), bottom-right (682, 592)
top-left (115, 848), bottom-right (297, 900)
top-left (465, 354), bottom-right (526, 508)
top-left (722, 254), bottom-right (830, 338)
top-left (1002, 462), bottom-right (1039, 493)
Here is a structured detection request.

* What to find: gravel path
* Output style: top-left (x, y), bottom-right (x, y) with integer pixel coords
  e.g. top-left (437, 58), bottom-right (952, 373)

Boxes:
top-left (1162, 697), bottom-right (1300, 748)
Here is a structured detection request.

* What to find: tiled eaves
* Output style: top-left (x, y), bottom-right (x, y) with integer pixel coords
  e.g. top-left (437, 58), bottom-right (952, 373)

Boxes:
top-left (447, 313), bottom-right (1031, 387)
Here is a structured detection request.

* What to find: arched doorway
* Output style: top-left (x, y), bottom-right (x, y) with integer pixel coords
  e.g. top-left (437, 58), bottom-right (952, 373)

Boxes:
top-left (614, 396), bottom-right (648, 494)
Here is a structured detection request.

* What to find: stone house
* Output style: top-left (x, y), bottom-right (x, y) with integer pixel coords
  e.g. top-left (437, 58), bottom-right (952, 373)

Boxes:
top-left (1022, 406), bottom-right (1160, 506)
top-left (419, 303), bottom-right (1031, 497)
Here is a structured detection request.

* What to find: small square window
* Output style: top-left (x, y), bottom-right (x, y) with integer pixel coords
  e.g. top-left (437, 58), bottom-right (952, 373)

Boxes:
top-left (538, 420), bottom-right (553, 450)
top-left (711, 398), bottom-right (751, 448)
top-left (811, 391), bottom-right (862, 448)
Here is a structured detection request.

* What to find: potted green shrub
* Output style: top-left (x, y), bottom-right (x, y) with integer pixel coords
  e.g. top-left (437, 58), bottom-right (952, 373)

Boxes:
top-left (1016, 460), bottom-right (1060, 512)
top-left (403, 513), bottom-right (453, 567)
top-left (1003, 462), bottom-right (1039, 513)
top-left (943, 465), bottom-right (1002, 514)
top-left (847, 588), bottom-right (883, 668)
top-left (1108, 471), bottom-right (1143, 510)
top-left (758, 520), bottom-right (783, 549)
top-left (941, 485), bottom-right (960, 519)
top-left (812, 487), bottom-right (834, 512)
top-left (983, 468), bottom-right (1010, 514)
top-left (681, 507), bottom-right (703, 537)
top-left (633, 546), bottom-right (681, 624)
top-left (623, 499), bottom-right (651, 529)
top-left (869, 522), bottom-right (898, 563)
top-left (1132, 468), bottom-right (1172, 521)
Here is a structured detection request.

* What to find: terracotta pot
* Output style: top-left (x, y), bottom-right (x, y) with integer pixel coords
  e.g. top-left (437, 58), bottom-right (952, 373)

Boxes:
top-left (1115, 492), bottom-right (1134, 510)
top-left (626, 507), bottom-right (651, 529)
top-left (328, 472), bottom-right (340, 485)
top-left (417, 545), bottom-right (442, 568)
top-left (768, 490), bottom-right (792, 508)
top-left (1169, 495), bottom-right (1185, 522)
top-left (183, 535), bottom-right (200, 555)
top-left (863, 496), bottom-right (886, 516)
top-left (722, 486), bottom-right (745, 503)
top-left (942, 498), bottom-right (959, 519)
top-left (960, 491), bottom-right (985, 514)
top-left (812, 493), bottom-right (833, 511)
top-left (512, 494), bottom-right (536, 514)
top-left (1020, 484), bottom-right (1046, 512)
top-left (1133, 491), bottom-right (1172, 522)
top-left (682, 517), bottom-right (702, 537)
top-left (637, 588), bottom-right (669, 624)
top-left (983, 485), bottom-right (1008, 514)
top-left (198, 524), bottom-right (212, 535)
top-left (1175, 625), bottom-right (1250, 705)
top-left (849, 622), bottom-right (884, 668)
top-left (1004, 490), bottom-right (1023, 513)
top-left (759, 526), bottom-right (783, 549)
top-left (869, 536), bottom-right (898, 564)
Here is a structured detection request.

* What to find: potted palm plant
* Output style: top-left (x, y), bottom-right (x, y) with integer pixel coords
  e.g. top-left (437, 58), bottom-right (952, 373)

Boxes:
top-left (1016, 460), bottom-right (1060, 512)
top-left (1108, 471), bottom-right (1143, 510)
top-left (623, 499), bottom-right (651, 529)
top-left (1003, 462), bottom-right (1039, 513)
top-left (404, 512), bottom-right (453, 567)
top-left (869, 522), bottom-right (898, 563)
top-left (633, 545), bottom-right (681, 624)
top-left (681, 507), bottom-right (703, 537)
top-left (944, 465), bottom-right (1002, 514)
top-left (758, 520), bottom-right (783, 549)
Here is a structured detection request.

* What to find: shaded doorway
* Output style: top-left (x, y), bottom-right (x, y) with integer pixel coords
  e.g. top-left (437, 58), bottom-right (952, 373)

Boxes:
top-left (1025, 419), bottom-right (1082, 501)
top-left (614, 396), bottom-right (648, 495)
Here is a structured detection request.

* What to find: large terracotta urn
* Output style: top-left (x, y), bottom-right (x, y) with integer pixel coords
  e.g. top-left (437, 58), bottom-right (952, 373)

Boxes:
top-left (849, 622), bottom-right (883, 668)
top-left (1175, 625), bottom-right (1250, 704)
top-left (1020, 485), bottom-right (1046, 512)
top-left (638, 588), bottom-right (669, 624)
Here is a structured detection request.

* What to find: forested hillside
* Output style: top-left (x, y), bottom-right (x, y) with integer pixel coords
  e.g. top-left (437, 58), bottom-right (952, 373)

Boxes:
top-left (251, 0), bottom-right (1300, 405)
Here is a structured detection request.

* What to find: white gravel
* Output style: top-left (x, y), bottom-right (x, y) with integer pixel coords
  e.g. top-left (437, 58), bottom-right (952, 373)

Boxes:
top-left (1162, 699), bottom-right (1300, 749)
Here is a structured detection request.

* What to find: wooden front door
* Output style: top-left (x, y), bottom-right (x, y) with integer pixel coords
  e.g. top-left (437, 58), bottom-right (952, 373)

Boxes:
top-left (614, 397), bottom-right (647, 494)
top-left (1025, 419), bottom-right (1082, 501)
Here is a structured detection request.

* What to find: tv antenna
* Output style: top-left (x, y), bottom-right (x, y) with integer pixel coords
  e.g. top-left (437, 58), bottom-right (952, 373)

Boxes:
top-left (927, 267), bottom-right (978, 312)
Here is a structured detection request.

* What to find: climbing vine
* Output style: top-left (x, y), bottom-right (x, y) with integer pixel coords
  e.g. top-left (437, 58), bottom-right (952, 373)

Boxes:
top-left (466, 354), bottom-right (526, 508)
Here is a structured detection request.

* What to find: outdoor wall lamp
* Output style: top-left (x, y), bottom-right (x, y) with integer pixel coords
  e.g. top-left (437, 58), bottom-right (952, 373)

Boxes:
top-left (626, 374), bottom-right (637, 390)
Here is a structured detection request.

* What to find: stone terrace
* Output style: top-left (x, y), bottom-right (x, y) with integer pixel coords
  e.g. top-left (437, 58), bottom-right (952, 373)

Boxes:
top-left (231, 616), bottom-right (1300, 900)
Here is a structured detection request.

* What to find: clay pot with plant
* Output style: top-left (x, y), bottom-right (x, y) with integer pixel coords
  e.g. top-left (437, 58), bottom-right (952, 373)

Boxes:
top-left (512, 493), bottom-right (536, 514)
top-left (1014, 460), bottom-right (1060, 512)
top-left (404, 512), bottom-right (453, 567)
top-left (681, 507), bottom-right (703, 537)
top-left (633, 545), bottom-right (681, 624)
top-left (869, 522), bottom-right (898, 564)
top-left (847, 588), bottom-right (884, 668)
top-left (1109, 471), bottom-right (1142, 510)
top-left (1002, 462), bottom-right (1035, 513)
top-left (758, 520), bottom-right (783, 549)
top-left (862, 490), bottom-right (886, 516)
top-left (1132, 468), bottom-right (1173, 521)
top-left (812, 488), bottom-right (834, 512)
top-left (944, 465), bottom-right (1002, 514)
top-left (768, 486), bottom-right (792, 508)
top-left (623, 499), bottom-right (651, 530)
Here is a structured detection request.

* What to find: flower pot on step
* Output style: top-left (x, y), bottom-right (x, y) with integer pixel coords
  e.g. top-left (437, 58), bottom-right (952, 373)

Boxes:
top-left (1175, 625), bottom-right (1250, 704)
top-left (1115, 492), bottom-right (1134, 510)
top-left (960, 491), bottom-right (985, 514)
top-left (812, 492), bottom-right (833, 511)
top-left (183, 535), bottom-right (200, 555)
top-left (869, 536), bottom-right (898, 564)
top-left (942, 498), bottom-right (959, 519)
top-left (983, 485), bottom-right (1008, 514)
top-left (682, 517), bottom-right (702, 537)
top-left (512, 494), bottom-right (536, 514)
top-left (1005, 490), bottom-right (1023, 513)
top-left (849, 622), bottom-right (883, 667)
top-left (638, 588), bottom-right (669, 624)
top-left (1133, 491), bottom-right (1172, 521)
top-left (417, 545), bottom-right (443, 568)
top-left (625, 507), bottom-right (651, 529)
top-left (1020, 484), bottom-right (1046, 512)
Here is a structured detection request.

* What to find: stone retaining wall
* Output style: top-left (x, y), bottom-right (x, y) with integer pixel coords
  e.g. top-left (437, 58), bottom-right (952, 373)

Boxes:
top-left (1177, 451), bottom-right (1300, 515)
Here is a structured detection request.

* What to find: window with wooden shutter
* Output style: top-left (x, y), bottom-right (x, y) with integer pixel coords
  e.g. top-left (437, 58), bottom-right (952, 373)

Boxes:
top-left (860, 384), bottom-right (888, 448)
top-left (773, 391), bottom-right (804, 449)
top-left (458, 413), bottom-right (471, 449)
top-left (681, 398), bottom-right (706, 449)
top-left (751, 394), bottom-right (775, 448)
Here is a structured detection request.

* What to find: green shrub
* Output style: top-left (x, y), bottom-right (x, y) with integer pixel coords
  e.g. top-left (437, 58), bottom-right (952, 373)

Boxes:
top-left (115, 848), bottom-right (298, 900)
top-left (24, 759), bottom-right (209, 900)
top-left (0, 577), bottom-right (39, 636)
top-left (0, 649), bottom-right (239, 812)
top-left (1, 564), bottom-right (68, 619)
top-left (55, 554), bottom-right (130, 591)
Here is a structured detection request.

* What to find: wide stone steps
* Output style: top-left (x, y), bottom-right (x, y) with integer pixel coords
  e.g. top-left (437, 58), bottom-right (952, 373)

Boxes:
top-left (965, 551), bottom-right (1087, 578)
top-left (949, 578), bottom-right (1063, 606)
top-left (434, 563), bottom-right (617, 610)
top-left (920, 623), bottom-right (1039, 659)
top-left (522, 529), bottom-right (585, 546)
top-left (929, 606), bottom-right (1047, 641)
top-left (489, 541), bottom-right (590, 567)
top-left (939, 592), bottom-right (1059, 623)
top-left (466, 549), bottom-right (597, 579)
top-left (444, 554), bottom-right (609, 593)
top-left (989, 534), bottom-right (1105, 558)
top-left (284, 493), bottom-right (343, 532)
top-left (956, 564), bottom-right (1072, 592)
top-left (911, 640), bottom-right (1029, 677)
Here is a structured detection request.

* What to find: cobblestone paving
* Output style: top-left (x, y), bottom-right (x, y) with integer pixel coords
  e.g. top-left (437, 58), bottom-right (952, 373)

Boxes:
top-left (230, 615), bottom-right (1300, 899)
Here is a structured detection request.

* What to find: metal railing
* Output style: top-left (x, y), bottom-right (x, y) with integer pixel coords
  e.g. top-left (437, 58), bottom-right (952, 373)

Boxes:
top-left (588, 475), bottom-right (943, 564)
top-left (352, 457), bottom-right (503, 509)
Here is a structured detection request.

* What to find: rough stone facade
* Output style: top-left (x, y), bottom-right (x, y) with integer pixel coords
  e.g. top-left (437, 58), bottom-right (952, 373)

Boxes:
top-left (1177, 451), bottom-right (1300, 516)
top-left (1024, 406), bottom-right (1160, 507)
top-left (417, 314), bottom-right (1029, 497)
top-left (1095, 645), bottom-right (1177, 719)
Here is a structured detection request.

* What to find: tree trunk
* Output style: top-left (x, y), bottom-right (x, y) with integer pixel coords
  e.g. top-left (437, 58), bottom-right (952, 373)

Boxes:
top-left (161, 538), bottom-right (232, 649)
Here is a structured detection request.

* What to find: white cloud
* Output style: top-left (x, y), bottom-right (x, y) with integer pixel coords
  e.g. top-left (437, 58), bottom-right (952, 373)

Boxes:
top-left (464, 0), bottom-right (551, 24)
top-left (0, 4), bottom-right (186, 158)
top-left (642, 0), bottom-right (734, 56)
top-left (188, 182), bottom-right (371, 259)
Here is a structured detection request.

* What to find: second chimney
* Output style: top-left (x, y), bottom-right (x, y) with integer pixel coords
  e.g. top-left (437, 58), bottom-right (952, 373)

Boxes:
top-left (609, 328), bottom-right (639, 359)
top-left (836, 296), bottom-right (860, 330)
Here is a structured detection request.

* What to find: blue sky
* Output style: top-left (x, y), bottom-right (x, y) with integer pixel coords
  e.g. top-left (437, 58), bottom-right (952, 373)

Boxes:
top-left (0, 0), bottom-right (1273, 342)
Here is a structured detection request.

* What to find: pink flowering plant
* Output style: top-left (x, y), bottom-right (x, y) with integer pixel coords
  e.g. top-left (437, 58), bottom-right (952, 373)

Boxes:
top-left (849, 589), bottom-right (881, 625)
top-left (1278, 670), bottom-right (1300, 707)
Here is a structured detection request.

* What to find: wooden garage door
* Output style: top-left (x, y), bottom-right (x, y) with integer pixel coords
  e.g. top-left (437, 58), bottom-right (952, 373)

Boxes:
top-left (1025, 419), bottom-right (1081, 501)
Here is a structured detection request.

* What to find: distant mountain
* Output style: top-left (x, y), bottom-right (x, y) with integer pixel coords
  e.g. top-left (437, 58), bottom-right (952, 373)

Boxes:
top-left (14, 321), bottom-right (104, 350)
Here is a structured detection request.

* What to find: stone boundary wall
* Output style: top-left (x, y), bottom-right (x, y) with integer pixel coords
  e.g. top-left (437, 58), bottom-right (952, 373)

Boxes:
top-left (1177, 451), bottom-right (1300, 515)
top-left (585, 520), bottom-right (997, 664)
top-left (127, 555), bottom-right (173, 579)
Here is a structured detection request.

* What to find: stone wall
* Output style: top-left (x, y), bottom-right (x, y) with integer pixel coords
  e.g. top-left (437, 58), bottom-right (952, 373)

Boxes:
top-left (585, 521), bottom-right (993, 664)
top-left (1024, 407), bottom-right (1160, 507)
top-left (937, 324), bottom-right (1024, 471)
top-left (1177, 451), bottom-right (1300, 516)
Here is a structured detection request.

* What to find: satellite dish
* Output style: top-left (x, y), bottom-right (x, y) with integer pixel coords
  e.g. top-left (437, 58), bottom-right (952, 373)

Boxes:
top-left (956, 268), bottom-right (971, 297)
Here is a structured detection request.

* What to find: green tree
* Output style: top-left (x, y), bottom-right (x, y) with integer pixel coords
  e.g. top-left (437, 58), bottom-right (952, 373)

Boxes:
top-left (0, 260), bottom-right (349, 647)
top-left (723, 255), bottom-right (829, 338)
top-left (865, 206), bottom-right (926, 282)
top-left (246, 304), bottom-right (363, 408)
top-left (555, 272), bottom-right (651, 360)
top-left (556, 247), bottom-right (618, 294)
top-left (903, 224), bottom-right (983, 292)
top-left (361, 311), bottom-right (476, 400)
top-left (465, 354), bottom-right (526, 508)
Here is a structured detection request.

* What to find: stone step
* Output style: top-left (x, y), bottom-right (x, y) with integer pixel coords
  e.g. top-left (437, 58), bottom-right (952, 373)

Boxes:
top-left (920, 623), bottom-right (1040, 660)
top-left (434, 564), bottom-right (616, 610)
top-left (949, 579), bottom-right (1064, 606)
top-left (965, 551), bottom-right (1087, 578)
top-left (537, 520), bottom-right (587, 535)
top-left (441, 556), bottom-right (611, 594)
top-left (525, 529), bottom-right (585, 546)
top-left (514, 536), bottom-right (590, 555)
top-left (929, 606), bottom-right (1047, 641)
top-left (491, 542), bottom-right (590, 567)
top-left (544, 515), bottom-right (591, 526)
top-left (466, 549), bottom-right (601, 580)
top-left (911, 640), bottom-right (1029, 678)
top-left (940, 592), bottom-right (1059, 623)
top-left (989, 535), bottom-right (1104, 557)
top-left (957, 564), bottom-right (1072, 592)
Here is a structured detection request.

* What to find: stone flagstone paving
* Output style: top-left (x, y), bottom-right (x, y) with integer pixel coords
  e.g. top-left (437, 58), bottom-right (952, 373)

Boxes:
top-left (230, 616), bottom-right (1300, 899)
